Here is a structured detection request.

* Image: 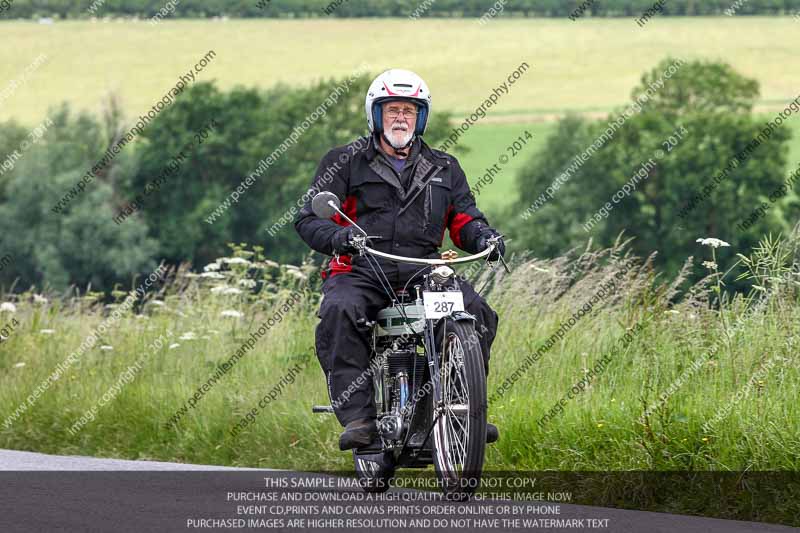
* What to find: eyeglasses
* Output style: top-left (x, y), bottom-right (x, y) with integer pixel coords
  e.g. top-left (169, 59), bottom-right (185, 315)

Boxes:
top-left (385, 105), bottom-right (418, 119)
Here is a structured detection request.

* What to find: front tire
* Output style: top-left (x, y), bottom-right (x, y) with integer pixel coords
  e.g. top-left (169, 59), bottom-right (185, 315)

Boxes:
top-left (432, 318), bottom-right (487, 501)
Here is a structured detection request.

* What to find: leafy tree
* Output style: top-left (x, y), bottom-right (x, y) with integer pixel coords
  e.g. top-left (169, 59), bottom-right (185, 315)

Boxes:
top-left (507, 58), bottom-right (794, 278)
top-left (0, 105), bottom-right (158, 291)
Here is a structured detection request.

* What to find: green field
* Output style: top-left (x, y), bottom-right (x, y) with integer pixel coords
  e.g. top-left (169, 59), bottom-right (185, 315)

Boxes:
top-left (1, 18), bottom-right (799, 124)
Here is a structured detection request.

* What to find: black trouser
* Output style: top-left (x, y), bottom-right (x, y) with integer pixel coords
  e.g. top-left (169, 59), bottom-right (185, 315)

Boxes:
top-left (314, 268), bottom-right (499, 427)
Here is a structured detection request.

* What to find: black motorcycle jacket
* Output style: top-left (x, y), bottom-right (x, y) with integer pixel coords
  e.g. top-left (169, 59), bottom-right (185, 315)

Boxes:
top-left (294, 134), bottom-right (498, 284)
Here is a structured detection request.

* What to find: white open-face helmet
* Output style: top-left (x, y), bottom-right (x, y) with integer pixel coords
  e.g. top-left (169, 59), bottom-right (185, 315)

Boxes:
top-left (365, 69), bottom-right (432, 136)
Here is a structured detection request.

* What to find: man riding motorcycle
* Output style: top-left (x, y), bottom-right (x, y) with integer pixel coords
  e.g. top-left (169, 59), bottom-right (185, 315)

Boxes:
top-left (294, 69), bottom-right (505, 450)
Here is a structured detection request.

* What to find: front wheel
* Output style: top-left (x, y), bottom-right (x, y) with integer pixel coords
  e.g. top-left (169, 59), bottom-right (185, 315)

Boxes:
top-left (432, 318), bottom-right (487, 501)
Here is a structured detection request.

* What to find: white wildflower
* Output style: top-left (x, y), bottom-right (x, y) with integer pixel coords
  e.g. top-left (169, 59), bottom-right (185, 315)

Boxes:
top-left (702, 261), bottom-right (718, 270)
top-left (665, 310), bottom-right (679, 315)
top-left (169, 343), bottom-right (181, 350)
top-left (33, 294), bottom-right (49, 304)
top-left (179, 331), bottom-right (197, 340)
top-left (238, 279), bottom-right (257, 288)
top-left (263, 260), bottom-right (279, 269)
top-left (203, 262), bottom-right (221, 272)
top-left (14, 362), bottom-right (25, 368)
top-left (40, 329), bottom-right (56, 335)
top-left (286, 270), bottom-right (307, 281)
top-left (284, 264), bottom-right (300, 270)
top-left (0, 302), bottom-right (17, 313)
top-left (200, 272), bottom-right (226, 279)
top-left (696, 238), bottom-right (730, 248)
top-left (223, 257), bottom-right (252, 266)
top-left (100, 345), bottom-right (114, 351)
top-left (150, 300), bottom-right (166, 307)
top-left (210, 286), bottom-right (243, 295)
top-left (221, 310), bottom-right (243, 318)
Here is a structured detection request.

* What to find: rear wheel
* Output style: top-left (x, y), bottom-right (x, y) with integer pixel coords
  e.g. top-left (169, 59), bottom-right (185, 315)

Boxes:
top-left (432, 318), bottom-right (487, 501)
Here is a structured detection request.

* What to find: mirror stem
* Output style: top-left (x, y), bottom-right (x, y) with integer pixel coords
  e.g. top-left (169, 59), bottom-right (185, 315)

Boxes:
top-left (327, 200), bottom-right (368, 236)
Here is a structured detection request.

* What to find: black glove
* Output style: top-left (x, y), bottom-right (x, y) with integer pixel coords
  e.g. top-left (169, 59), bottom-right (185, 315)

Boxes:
top-left (330, 226), bottom-right (358, 254)
top-left (477, 231), bottom-right (505, 261)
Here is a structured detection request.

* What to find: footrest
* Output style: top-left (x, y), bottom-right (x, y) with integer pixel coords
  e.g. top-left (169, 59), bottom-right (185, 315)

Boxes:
top-left (312, 405), bottom-right (334, 414)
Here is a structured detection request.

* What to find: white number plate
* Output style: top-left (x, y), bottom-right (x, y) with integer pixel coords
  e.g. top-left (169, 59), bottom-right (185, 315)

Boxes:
top-left (423, 291), bottom-right (464, 319)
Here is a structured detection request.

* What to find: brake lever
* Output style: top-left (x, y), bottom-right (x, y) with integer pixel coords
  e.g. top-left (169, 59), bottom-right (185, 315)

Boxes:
top-left (487, 234), bottom-right (511, 273)
top-left (498, 252), bottom-right (511, 273)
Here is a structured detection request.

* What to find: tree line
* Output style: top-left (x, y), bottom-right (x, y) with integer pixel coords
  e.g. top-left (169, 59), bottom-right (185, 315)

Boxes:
top-left (1, 0), bottom-right (799, 19)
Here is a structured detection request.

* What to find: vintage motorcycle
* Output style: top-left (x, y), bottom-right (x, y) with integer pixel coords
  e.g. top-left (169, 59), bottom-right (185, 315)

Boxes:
top-left (310, 191), bottom-right (507, 500)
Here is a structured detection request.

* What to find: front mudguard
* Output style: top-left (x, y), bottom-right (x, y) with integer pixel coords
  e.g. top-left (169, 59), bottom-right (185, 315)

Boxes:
top-left (448, 310), bottom-right (477, 323)
top-left (433, 311), bottom-right (477, 347)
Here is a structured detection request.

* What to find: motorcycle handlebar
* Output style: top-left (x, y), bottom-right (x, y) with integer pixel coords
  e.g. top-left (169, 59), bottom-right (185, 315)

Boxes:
top-left (360, 242), bottom-right (496, 266)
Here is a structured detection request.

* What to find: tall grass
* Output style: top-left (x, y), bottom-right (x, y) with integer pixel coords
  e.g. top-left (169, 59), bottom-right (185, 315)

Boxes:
top-left (0, 233), bottom-right (798, 477)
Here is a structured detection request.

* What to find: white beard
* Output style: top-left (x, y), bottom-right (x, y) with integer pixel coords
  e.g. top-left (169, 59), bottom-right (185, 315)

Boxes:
top-left (386, 123), bottom-right (413, 149)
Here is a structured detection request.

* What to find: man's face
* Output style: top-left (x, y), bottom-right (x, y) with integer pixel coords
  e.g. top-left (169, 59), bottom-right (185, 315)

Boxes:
top-left (381, 100), bottom-right (417, 150)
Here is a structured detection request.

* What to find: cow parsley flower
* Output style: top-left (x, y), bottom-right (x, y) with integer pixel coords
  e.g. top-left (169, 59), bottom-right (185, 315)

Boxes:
top-left (222, 287), bottom-right (243, 295)
top-left (221, 310), bottom-right (243, 318)
top-left (286, 270), bottom-right (307, 281)
top-left (696, 238), bottom-right (730, 248)
top-left (223, 257), bottom-right (252, 266)
top-left (0, 302), bottom-right (16, 313)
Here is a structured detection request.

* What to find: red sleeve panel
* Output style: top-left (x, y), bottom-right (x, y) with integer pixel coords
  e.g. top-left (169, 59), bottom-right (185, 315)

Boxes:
top-left (332, 195), bottom-right (357, 227)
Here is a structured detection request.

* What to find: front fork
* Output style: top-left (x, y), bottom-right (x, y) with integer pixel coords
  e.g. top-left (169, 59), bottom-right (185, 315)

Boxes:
top-left (424, 310), bottom-right (477, 422)
top-left (424, 318), bottom-right (444, 413)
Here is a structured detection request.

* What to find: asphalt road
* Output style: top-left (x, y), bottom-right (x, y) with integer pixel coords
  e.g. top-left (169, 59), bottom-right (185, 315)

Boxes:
top-left (0, 449), bottom-right (797, 533)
